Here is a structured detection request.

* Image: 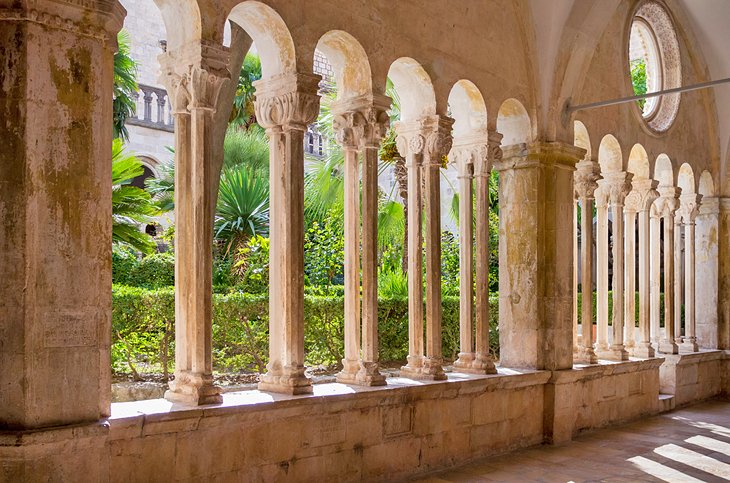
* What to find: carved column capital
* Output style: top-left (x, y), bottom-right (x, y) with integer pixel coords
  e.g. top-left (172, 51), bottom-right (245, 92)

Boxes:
top-left (574, 159), bottom-right (602, 200)
top-left (449, 142), bottom-right (481, 178)
top-left (600, 171), bottom-right (634, 207)
top-left (423, 116), bottom-right (454, 167)
top-left (253, 73), bottom-right (321, 131)
top-left (677, 193), bottom-right (702, 224)
top-left (332, 94), bottom-right (391, 150)
top-left (625, 178), bottom-right (659, 213)
top-left (651, 186), bottom-right (681, 219)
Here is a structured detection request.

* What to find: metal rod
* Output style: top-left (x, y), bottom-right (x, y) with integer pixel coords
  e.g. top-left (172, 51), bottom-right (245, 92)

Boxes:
top-left (567, 77), bottom-right (730, 113)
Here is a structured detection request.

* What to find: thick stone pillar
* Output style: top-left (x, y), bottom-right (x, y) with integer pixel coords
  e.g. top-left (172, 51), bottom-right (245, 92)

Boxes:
top-left (597, 173), bottom-right (632, 361)
top-left (652, 187), bottom-right (681, 354)
top-left (678, 194), bottom-right (701, 353)
top-left (254, 73), bottom-right (320, 394)
top-left (594, 185), bottom-right (610, 352)
top-left (333, 95), bottom-right (390, 386)
top-left (396, 123), bottom-right (426, 378)
top-left (627, 180), bottom-right (659, 358)
top-left (494, 142), bottom-right (584, 370)
top-left (695, 197), bottom-right (719, 349)
top-left (719, 198), bottom-right (730, 350)
top-left (574, 160), bottom-right (601, 364)
top-left (159, 46), bottom-right (231, 405)
top-left (452, 133), bottom-right (499, 374)
top-left (0, 1), bottom-right (123, 477)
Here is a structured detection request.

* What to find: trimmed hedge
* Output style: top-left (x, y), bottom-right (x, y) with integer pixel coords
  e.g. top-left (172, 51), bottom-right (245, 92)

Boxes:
top-left (112, 285), bottom-right (500, 376)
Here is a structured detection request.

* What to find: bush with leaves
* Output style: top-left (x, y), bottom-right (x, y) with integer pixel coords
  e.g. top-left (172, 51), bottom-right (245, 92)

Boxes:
top-left (232, 235), bottom-right (270, 294)
top-left (304, 210), bottom-right (345, 286)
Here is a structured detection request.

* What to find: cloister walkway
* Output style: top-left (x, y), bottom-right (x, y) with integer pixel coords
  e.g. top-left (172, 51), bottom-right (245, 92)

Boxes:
top-left (418, 399), bottom-right (730, 483)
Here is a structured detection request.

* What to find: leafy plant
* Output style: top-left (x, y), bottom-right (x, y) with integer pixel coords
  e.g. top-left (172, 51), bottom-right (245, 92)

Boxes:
top-left (230, 53), bottom-right (263, 130)
top-left (631, 58), bottom-right (648, 111)
top-left (304, 210), bottom-right (344, 286)
top-left (233, 235), bottom-right (270, 294)
top-left (112, 139), bottom-right (158, 254)
top-left (145, 147), bottom-right (175, 212)
top-left (113, 29), bottom-right (139, 142)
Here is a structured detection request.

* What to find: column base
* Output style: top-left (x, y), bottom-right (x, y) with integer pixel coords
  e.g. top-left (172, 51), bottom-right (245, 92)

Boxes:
top-left (337, 360), bottom-right (387, 386)
top-left (258, 365), bottom-right (313, 395)
top-left (657, 341), bottom-right (679, 355)
top-left (0, 421), bottom-right (109, 481)
top-left (452, 352), bottom-right (497, 374)
top-left (679, 339), bottom-right (699, 354)
top-left (596, 346), bottom-right (629, 361)
top-left (575, 347), bottom-right (598, 364)
top-left (335, 358), bottom-right (361, 384)
top-left (595, 341), bottom-right (610, 352)
top-left (632, 343), bottom-right (656, 359)
top-left (399, 355), bottom-right (446, 381)
top-left (165, 371), bottom-right (222, 406)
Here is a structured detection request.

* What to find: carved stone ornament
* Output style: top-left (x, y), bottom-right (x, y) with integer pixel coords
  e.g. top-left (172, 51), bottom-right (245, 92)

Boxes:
top-left (624, 179), bottom-right (659, 212)
top-left (677, 194), bottom-right (702, 224)
top-left (253, 73), bottom-right (321, 130)
top-left (574, 160), bottom-right (602, 200)
top-left (650, 186), bottom-right (681, 219)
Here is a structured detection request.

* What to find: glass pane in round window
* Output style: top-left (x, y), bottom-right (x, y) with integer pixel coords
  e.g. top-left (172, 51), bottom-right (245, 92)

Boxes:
top-left (629, 19), bottom-right (662, 118)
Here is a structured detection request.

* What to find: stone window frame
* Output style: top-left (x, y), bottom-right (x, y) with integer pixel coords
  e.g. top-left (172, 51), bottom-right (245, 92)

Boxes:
top-left (626, 0), bottom-right (682, 134)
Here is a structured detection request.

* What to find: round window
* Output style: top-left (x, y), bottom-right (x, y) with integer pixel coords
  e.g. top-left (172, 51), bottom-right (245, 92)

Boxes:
top-left (627, 2), bottom-right (681, 132)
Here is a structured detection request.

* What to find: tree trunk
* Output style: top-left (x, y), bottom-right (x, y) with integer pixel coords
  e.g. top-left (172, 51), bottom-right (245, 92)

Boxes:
top-left (394, 156), bottom-right (409, 274)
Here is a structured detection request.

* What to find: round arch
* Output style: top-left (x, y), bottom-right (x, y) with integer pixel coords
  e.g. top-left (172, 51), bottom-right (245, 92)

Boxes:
top-left (597, 134), bottom-right (622, 174)
top-left (573, 120), bottom-right (591, 158)
top-left (627, 143), bottom-right (650, 179)
top-left (448, 80), bottom-right (488, 139)
top-left (677, 163), bottom-right (695, 194)
top-left (227, 1), bottom-right (297, 78)
top-left (699, 170), bottom-right (715, 197)
top-left (387, 57), bottom-right (436, 122)
top-left (154, 0), bottom-right (201, 51)
top-left (316, 31), bottom-right (372, 101)
top-left (654, 154), bottom-right (674, 186)
top-left (497, 98), bottom-right (531, 145)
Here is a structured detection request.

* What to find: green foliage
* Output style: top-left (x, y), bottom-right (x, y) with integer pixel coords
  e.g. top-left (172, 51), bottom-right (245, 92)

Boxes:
top-left (230, 53), bottom-right (263, 129)
top-left (112, 246), bottom-right (141, 286)
top-left (223, 125), bottom-right (269, 172)
top-left (378, 269), bottom-right (408, 299)
top-left (631, 58), bottom-right (648, 111)
top-left (145, 147), bottom-right (175, 212)
top-left (112, 139), bottom-right (158, 254)
top-left (441, 232), bottom-right (461, 296)
top-left (489, 210), bottom-right (500, 291)
top-left (113, 29), bottom-right (139, 142)
top-left (232, 235), bottom-right (270, 294)
top-left (112, 286), bottom-right (501, 375)
top-left (304, 211), bottom-right (345, 286)
top-left (130, 253), bottom-right (175, 289)
top-left (215, 164), bottom-right (270, 253)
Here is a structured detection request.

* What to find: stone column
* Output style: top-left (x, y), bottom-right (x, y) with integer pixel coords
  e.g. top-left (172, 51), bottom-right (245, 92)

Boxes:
top-left (422, 116), bottom-right (453, 380)
top-left (652, 187), bottom-right (681, 354)
top-left (695, 197), bottom-right (719, 349)
top-left (629, 180), bottom-right (659, 358)
top-left (574, 160), bottom-right (601, 364)
top-left (159, 45), bottom-right (231, 405)
top-left (718, 198), bottom-right (730, 350)
top-left (254, 73), bottom-right (321, 394)
top-left (452, 133), bottom-right (499, 374)
top-left (679, 194), bottom-right (701, 353)
top-left (594, 184), bottom-right (610, 352)
top-left (573, 195), bottom-right (580, 353)
top-left (674, 216), bottom-right (683, 346)
top-left (623, 204), bottom-right (637, 352)
top-left (650, 212), bottom-right (662, 348)
top-left (494, 142), bottom-right (584, 370)
top-left (396, 123), bottom-right (426, 378)
top-left (0, 0), bottom-right (123, 476)
top-left (597, 173), bottom-right (632, 361)
top-left (333, 95), bottom-right (390, 386)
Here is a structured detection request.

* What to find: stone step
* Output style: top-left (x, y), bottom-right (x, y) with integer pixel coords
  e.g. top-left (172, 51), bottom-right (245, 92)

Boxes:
top-left (659, 393), bottom-right (676, 413)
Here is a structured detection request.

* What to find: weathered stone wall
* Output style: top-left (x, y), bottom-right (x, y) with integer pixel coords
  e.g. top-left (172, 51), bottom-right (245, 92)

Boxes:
top-left (659, 351), bottom-right (726, 407)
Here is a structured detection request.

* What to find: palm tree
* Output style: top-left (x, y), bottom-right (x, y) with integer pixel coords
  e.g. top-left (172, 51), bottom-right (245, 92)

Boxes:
top-left (112, 139), bottom-right (158, 254)
top-left (230, 53), bottom-right (263, 130)
top-left (113, 29), bottom-right (139, 142)
top-left (145, 147), bottom-right (175, 212)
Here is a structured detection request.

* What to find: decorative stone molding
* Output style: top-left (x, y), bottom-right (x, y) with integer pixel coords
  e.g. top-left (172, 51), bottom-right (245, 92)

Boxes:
top-left (253, 73), bottom-right (321, 130)
top-left (625, 179), bottom-right (659, 213)
top-left (574, 159), bottom-right (602, 200)
top-left (332, 94), bottom-right (391, 149)
top-left (496, 142), bottom-right (585, 172)
top-left (0, 0), bottom-right (126, 43)
top-left (602, 172), bottom-right (634, 206)
top-left (651, 186), bottom-right (681, 218)
top-left (677, 193), bottom-right (702, 224)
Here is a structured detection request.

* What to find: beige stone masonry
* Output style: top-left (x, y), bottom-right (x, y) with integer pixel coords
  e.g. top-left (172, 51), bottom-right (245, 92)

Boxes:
top-left (659, 350), bottom-right (725, 407)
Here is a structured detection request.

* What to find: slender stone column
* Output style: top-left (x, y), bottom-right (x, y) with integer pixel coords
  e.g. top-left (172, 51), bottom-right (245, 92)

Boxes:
top-left (594, 184), bottom-right (610, 352)
top-left (623, 208), bottom-right (637, 351)
top-left (452, 133), bottom-right (499, 374)
top-left (573, 196), bottom-right (580, 353)
top-left (653, 187), bottom-right (681, 354)
top-left (679, 194), bottom-right (701, 353)
top-left (650, 213), bottom-right (662, 348)
top-left (574, 160), bottom-right (601, 364)
top-left (674, 217), bottom-right (684, 345)
top-left (695, 197), bottom-right (720, 349)
top-left (396, 124), bottom-right (426, 378)
top-left (494, 142), bottom-right (584, 370)
top-left (333, 95), bottom-right (390, 385)
top-left (629, 180), bottom-right (659, 358)
top-left (254, 73), bottom-right (321, 394)
top-left (0, 0), bottom-right (123, 475)
top-left (160, 47), bottom-right (231, 405)
top-left (597, 173), bottom-right (632, 361)
top-left (421, 116), bottom-right (453, 380)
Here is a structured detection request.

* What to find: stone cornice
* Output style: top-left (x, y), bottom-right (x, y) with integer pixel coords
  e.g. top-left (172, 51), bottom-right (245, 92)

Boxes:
top-left (495, 142), bottom-right (585, 172)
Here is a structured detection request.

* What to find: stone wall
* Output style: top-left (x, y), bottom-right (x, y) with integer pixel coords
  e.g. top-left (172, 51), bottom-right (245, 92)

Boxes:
top-left (659, 351), bottom-right (726, 407)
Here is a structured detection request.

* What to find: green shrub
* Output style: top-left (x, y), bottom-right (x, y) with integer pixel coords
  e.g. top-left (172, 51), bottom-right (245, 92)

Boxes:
top-left (111, 286), bottom-right (500, 376)
top-left (112, 246), bottom-right (141, 285)
top-left (127, 253), bottom-right (175, 289)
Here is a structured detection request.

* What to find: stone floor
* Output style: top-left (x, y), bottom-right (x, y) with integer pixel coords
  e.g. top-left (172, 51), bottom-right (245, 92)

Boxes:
top-left (417, 399), bottom-right (730, 482)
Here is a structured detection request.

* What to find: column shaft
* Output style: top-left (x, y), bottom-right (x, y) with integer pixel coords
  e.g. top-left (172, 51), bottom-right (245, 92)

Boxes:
top-left (573, 200), bottom-right (580, 352)
top-left (636, 209), bottom-right (655, 357)
top-left (340, 147), bottom-right (361, 378)
top-left (455, 165), bottom-right (474, 367)
top-left (596, 202), bottom-right (610, 351)
top-left (682, 222), bottom-right (698, 351)
top-left (361, 144), bottom-right (382, 371)
top-left (578, 198), bottom-right (598, 363)
top-left (674, 221), bottom-right (683, 345)
top-left (403, 145), bottom-right (424, 374)
top-left (659, 216), bottom-right (679, 354)
top-left (624, 211), bottom-right (637, 351)
top-left (650, 216), bottom-right (662, 348)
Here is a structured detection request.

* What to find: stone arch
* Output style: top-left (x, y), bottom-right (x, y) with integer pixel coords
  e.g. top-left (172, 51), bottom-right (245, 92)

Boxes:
top-left (497, 98), bottom-right (531, 145)
top-left (573, 120), bottom-right (591, 159)
top-left (699, 170), bottom-right (715, 197)
top-left (654, 153), bottom-right (674, 186)
top-left (153, 0), bottom-right (202, 51)
top-left (448, 80), bottom-right (488, 139)
top-left (677, 163), bottom-right (695, 194)
top-left (597, 134), bottom-right (622, 174)
top-left (137, 154), bottom-right (162, 179)
top-left (627, 143), bottom-right (650, 179)
top-left (315, 31), bottom-right (372, 100)
top-left (227, 1), bottom-right (297, 78)
top-left (387, 58), bottom-right (436, 122)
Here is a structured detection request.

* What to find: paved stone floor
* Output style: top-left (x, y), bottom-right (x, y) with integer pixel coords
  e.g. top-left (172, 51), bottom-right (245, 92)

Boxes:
top-left (417, 399), bottom-right (730, 482)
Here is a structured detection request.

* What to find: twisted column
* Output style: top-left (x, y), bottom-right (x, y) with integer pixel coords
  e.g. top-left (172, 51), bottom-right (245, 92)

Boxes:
top-left (254, 73), bottom-right (321, 394)
top-left (574, 160), bottom-right (601, 364)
